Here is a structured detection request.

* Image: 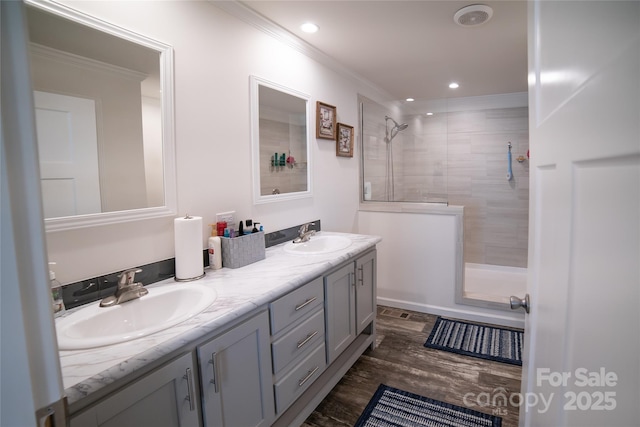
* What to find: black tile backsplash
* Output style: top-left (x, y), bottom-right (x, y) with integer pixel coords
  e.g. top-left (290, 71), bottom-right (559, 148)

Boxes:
top-left (60, 220), bottom-right (321, 309)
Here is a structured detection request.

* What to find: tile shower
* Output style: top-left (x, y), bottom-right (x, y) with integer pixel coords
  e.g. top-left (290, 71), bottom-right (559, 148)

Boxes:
top-left (360, 94), bottom-right (529, 305)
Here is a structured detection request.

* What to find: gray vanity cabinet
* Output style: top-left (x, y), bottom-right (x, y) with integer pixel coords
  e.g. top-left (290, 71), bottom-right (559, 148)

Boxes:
top-left (69, 352), bottom-right (200, 427)
top-left (325, 249), bottom-right (376, 364)
top-left (197, 310), bottom-right (275, 427)
top-left (355, 250), bottom-right (376, 335)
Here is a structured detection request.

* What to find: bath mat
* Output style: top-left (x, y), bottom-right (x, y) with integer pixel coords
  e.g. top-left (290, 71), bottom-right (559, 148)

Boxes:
top-left (354, 384), bottom-right (501, 427)
top-left (424, 317), bottom-right (523, 366)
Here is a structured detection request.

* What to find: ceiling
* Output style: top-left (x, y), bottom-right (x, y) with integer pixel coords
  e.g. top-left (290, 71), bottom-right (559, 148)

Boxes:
top-left (240, 0), bottom-right (528, 102)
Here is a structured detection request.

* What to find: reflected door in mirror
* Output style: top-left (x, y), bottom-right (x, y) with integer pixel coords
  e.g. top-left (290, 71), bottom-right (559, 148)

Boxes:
top-left (35, 91), bottom-right (101, 217)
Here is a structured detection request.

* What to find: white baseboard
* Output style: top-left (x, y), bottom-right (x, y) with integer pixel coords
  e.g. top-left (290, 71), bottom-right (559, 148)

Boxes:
top-left (377, 296), bottom-right (525, 329)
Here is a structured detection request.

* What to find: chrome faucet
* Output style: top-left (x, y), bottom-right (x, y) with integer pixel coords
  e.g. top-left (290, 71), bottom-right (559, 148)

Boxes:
top-left (100, 268), bottom-right (148, 307)
top-left (293, 222), bottom-right (316, 244)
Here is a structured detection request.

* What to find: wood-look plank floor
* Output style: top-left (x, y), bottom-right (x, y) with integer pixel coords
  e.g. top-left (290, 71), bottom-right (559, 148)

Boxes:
top-left (302, 306), bottom-right (522, 427)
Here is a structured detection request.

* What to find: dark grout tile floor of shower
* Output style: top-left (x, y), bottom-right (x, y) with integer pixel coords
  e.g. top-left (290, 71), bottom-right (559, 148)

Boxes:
top-left (302, 305), bottom-right (522, 427)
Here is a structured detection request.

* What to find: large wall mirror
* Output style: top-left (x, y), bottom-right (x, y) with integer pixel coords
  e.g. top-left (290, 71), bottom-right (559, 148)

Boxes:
top-left (250, 76), bottom-right (312, 204)
top-left (25, 0), bottom-right (176, 231)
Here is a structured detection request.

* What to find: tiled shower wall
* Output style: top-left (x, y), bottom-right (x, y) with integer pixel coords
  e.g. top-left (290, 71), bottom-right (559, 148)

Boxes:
top-left (361, 96), bottom-right (529, 268)
top-left (446, 107), bottom-right (529, 268)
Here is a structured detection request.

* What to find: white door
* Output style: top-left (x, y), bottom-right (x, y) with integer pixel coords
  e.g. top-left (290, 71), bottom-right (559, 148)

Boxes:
top-left (34, 91), bottom-right (102, 217)
top-left (2, 2), bottom-right (66, 425)
top-left (521, 1), bottom-right (639, 426)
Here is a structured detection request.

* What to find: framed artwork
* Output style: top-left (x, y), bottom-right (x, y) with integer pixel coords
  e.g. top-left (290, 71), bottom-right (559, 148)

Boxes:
top-left (316, 101), bottom-right (337, 140)
top-left (336, 123), bottom-right (354, 157)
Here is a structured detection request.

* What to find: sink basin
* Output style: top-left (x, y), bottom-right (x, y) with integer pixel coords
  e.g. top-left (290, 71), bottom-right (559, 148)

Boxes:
top-left (56, 284), bottom-right (216, 350)
top-left (283, 235), bottom-right (352, 255)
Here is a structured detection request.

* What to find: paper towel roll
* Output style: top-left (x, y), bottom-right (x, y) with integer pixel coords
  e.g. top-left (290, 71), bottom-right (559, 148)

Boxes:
top-left (174, 215), bottom-right (204, 281)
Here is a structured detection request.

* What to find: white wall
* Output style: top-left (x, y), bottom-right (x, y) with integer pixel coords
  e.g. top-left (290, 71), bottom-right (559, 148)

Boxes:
top-left (359, 209), bottom-right (524, 328)
top-left (45, 1), bottom-right (386, 283)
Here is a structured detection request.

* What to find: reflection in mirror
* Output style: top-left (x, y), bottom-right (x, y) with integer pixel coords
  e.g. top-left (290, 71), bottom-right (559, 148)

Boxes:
top-left (25, 0), bottom-right (176, 231)
top-left (250, 76), bottom-right (312, 204)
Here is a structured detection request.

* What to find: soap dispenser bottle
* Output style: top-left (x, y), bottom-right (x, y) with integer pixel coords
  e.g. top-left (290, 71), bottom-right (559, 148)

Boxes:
top-left (208, 225), bottom-right (222, 270)
top-left (49, 262), bottom-right (66, 317)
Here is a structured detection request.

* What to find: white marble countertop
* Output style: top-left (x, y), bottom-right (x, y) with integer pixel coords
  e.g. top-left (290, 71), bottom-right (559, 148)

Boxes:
top-left (58, 231), bottom-right (381, 410)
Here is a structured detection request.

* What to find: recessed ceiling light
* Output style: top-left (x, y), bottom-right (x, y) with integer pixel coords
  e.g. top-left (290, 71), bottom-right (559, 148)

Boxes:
top-left (426, 112), bottom-right (434, 116)
top-left (449, 82), bottom-right (460, 89)
top-left (300, 22), bottom-right (319, 33)
top-left (406, 98), bottom-right (415, 102)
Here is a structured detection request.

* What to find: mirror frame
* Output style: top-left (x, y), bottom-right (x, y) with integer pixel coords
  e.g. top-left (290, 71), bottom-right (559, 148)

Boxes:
top-left (26, 0), bottom-right (177, 232)
top-left (249, 75), bottom-right (313, 204)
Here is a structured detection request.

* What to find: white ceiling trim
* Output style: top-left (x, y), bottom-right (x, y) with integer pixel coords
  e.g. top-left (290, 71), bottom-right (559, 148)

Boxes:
top-left (210, 0), bottom-right (395, 100)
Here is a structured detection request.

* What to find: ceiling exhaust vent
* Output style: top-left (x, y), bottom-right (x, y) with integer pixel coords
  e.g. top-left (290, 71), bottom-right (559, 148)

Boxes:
top-left (454, 4), bottom-right (493, 27)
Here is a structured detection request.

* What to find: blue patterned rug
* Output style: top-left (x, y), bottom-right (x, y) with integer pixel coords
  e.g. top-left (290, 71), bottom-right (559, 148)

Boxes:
top-left (424, 317), bottom-right (523, 366)
top-left (354, 384), bottom-right (501, 427)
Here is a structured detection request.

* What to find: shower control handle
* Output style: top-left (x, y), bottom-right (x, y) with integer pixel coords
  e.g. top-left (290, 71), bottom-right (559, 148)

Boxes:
top-left (509, 294), bottom-right (530, 314)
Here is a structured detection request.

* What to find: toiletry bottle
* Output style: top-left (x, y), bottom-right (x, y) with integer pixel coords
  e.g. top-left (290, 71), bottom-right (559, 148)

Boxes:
top-left (252, 222), bottom-right (260, 233)
top-left (208, 225), bottom-right (222, 270)
top-left (216, 221), bottom-right (227, 238)
top-left (49, 262), bottom-right (66, 317)
top-left (245, 219), bottom-right (253, 234)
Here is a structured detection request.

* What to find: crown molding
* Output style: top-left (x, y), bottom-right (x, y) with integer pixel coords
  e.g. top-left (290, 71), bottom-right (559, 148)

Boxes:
top-left (210, 0), bottom-right (394, 101)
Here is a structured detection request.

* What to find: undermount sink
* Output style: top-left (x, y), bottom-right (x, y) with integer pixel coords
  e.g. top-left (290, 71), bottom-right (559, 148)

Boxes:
top-left (283, 235), bottom-right (352, 255)
top-left (56, 283), bottom-right (217, 350)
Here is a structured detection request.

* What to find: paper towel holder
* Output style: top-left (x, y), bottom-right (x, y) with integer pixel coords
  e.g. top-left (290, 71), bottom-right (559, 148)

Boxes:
top-left (174, 214), bottom-right (206, 282)
top-left (175, 272), bottom-right (206, 282)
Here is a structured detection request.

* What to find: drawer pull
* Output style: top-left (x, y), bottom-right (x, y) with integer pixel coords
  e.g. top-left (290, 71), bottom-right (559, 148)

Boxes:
top-left (294, 296), bottom-right (317, 311)
top-left (298, 366), bottom-right (319, 387)
top-left (184, 368), bottom-right (196, 411)
top-left (209, 352), bottom-right (220, 393)
top-left (296, 331), bottom-right (319, 349)
top-left (358, 265), bottom-right (364, 285)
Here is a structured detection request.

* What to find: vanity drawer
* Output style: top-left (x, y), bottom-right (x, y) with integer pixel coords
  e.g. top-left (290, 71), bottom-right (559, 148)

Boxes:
top-left (270, 276), bottom-right (323, 334)
top-left (274, 342), bottom-right (326, 414)
top-left (272, 308), bottom-right (325, 375)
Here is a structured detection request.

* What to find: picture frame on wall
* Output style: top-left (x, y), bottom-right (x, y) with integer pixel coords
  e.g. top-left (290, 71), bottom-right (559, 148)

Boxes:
top-left (316, 101), bottom-right (337, 140)
top-left (336, 123), bottom-right (354, 158)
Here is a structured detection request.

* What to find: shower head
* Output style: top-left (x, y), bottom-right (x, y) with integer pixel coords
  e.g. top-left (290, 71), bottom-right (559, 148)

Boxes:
top-left (385, 115), bottom-right (408, 131)
top-left (384, 115), bottom-right (408, 143)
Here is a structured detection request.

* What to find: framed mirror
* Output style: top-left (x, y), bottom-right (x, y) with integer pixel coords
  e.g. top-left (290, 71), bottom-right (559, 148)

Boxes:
top-left (25, 0), bottom-right (176, 232)
top-left (250, 76), bottom-right (312, 204)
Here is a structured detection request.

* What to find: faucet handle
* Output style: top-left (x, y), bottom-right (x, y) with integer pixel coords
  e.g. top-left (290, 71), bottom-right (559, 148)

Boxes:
top-left (299, 222), bottom-right (315, 233)
top-left (118, 268), bottom-right (142, 286)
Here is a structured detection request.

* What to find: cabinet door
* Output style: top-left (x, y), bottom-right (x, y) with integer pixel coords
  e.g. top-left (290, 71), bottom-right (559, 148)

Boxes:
top-left (198, 311), bottom-right (274, 427)
top-left (70, 353), bottom-right (200, 427)
top-left (356, 250), bottom-right (376, 335)
top-left (324, 262), bottom-right (356, 364)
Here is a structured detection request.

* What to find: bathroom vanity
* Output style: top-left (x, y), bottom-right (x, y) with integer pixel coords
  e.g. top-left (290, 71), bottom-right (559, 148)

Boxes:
top-left (60, 232), bottom-right (380, 427)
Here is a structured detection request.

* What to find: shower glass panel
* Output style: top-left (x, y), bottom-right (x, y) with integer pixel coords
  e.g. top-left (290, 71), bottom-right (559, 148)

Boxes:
top-left (359, 96), bottom-right (448, 203)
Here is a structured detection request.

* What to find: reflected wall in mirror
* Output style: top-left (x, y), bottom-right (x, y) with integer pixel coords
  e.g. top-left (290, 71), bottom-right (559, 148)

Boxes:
top-left (25, 0), bottom-right (176, 231)
top-left (250, 76), bottom-right (312, 204)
